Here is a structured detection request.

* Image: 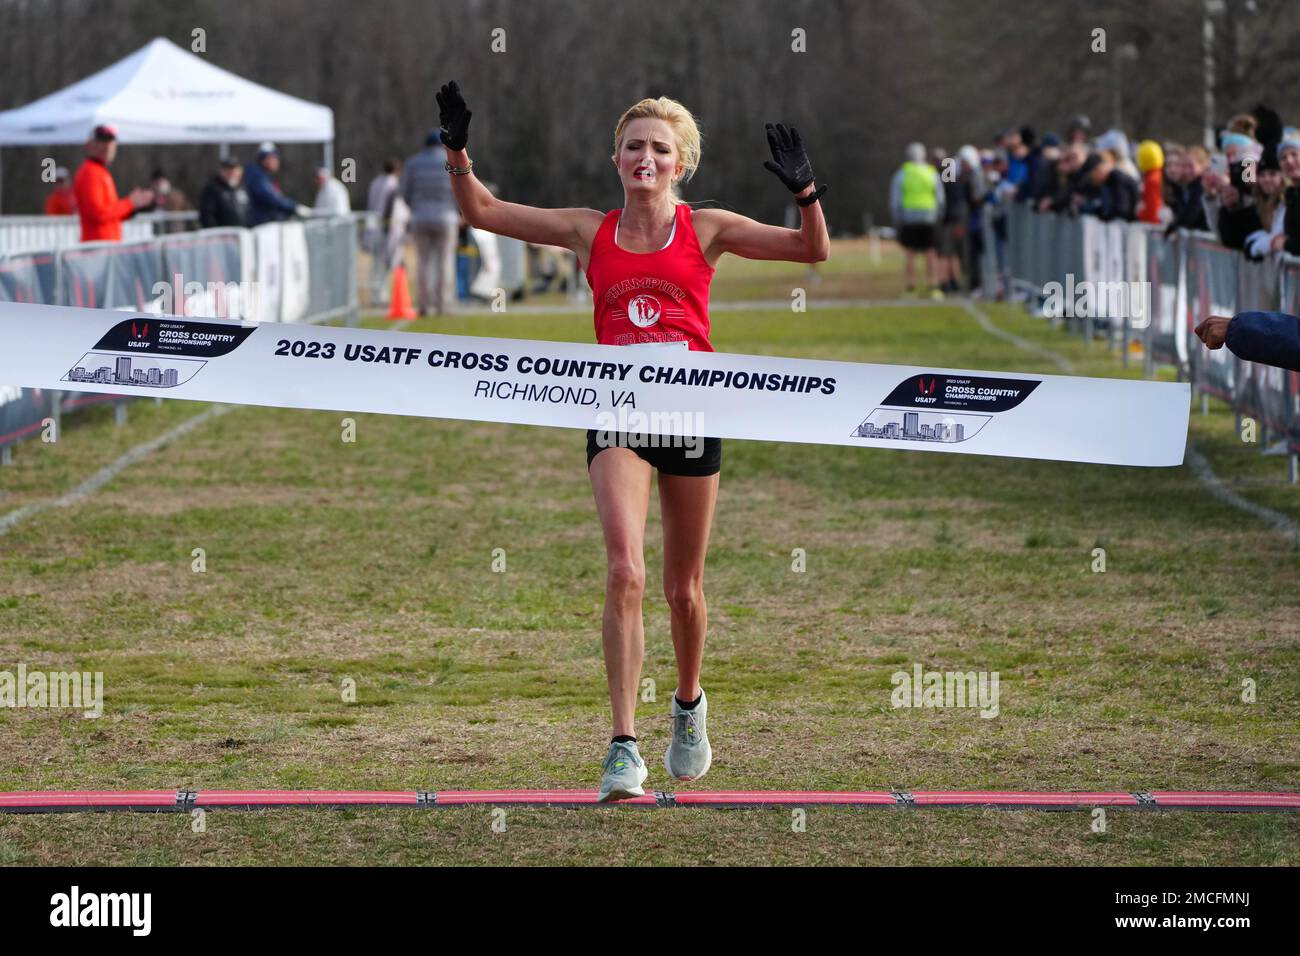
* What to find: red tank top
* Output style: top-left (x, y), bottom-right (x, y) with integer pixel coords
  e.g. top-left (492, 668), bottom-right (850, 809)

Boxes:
top-left (584, 203), bottom-right (716, 351)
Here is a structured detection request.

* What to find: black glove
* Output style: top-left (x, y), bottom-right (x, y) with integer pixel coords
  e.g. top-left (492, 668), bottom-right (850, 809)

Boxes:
top-left (437, 81), bottom-right (472, 151)
top-left (762, 122), bottom-right (815, 193)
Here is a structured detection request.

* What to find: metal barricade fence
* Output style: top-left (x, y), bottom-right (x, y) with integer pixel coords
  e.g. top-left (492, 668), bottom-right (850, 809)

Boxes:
top-left (1279, 262), bottom-right (1300, 464)
top-left (0, 215), bottom-right (359, 461)
top-left (0, 211), bottom-right (199, 257)
top-left (1001, 204), bottom-right (1300, 468)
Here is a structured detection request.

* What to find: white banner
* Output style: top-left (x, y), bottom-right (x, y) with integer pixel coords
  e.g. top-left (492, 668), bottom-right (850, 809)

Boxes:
top-left (253, 224), bottom-right (282, 324)
top-left (280, 222), bottom-right (310, 324)
top-left (0, 303), bottom-right (1191, 467)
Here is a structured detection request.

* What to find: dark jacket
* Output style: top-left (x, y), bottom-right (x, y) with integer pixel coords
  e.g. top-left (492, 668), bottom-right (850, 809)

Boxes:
top-left (199, 175), bottom-right (252, 229)
top-left (1283, 185), bottom-right (1300, 256)
top-left (1081, 169), bottom-right (1139, 222)
top-left (1019, 148), bottom-right (1056, 204)
top-left (1047, 168), bottom-right (1089, 215)
top-left (1216, 201), bottom-right (1268, 257)
top-left (244, 161), bottom-right (298, 224)
top-left (1165, 178), bottom-right (1209, 233)
top-left (942, 174), bottom-right (967, 224)
top-left (1227, 311), bottom-right (1300, 373)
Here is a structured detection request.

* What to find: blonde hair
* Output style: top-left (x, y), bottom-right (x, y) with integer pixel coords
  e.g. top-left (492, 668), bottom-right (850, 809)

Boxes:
top-left (611, 96), bottom-right (703, 205)
top-left (1227, 113), bottom-right (1257, 138)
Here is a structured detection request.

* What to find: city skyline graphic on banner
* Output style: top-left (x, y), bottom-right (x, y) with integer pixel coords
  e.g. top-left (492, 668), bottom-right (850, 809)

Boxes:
top-left (63, 351), bottom-right (205, 388)
top-left (852, 408), bottom-right (991, 443)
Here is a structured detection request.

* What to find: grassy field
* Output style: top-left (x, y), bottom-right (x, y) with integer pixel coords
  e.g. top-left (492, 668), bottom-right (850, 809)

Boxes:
top-left (1, 241), bottom-right (1297, 865)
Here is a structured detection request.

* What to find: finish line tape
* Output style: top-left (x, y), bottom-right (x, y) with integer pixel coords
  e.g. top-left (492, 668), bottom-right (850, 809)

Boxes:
top-left (2, 790), bottom-right (1298, 812)
top-left (0, 303), bottom-right (1190, 466)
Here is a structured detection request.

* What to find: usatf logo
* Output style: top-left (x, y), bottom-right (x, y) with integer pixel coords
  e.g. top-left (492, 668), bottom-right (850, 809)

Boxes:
top-left (626, 294), bottom-right (662, 328)
top-left (881, 373), bottom-right (1040, 412)
top-left (131, 321), bottom-right (149, 339)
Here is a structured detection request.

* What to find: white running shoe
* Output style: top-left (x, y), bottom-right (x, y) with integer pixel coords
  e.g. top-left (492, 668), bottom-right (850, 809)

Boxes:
top-left (664, 688), bottom-right (712, 782)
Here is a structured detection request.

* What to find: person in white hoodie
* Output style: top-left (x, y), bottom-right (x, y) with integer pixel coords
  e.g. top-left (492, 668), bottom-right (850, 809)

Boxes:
top-left (313, 167), bottom-right (352, 216)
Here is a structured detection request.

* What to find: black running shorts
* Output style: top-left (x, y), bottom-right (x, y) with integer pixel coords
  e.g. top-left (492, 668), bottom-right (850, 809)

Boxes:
top-left (586, 429), bottom-right (722, 477)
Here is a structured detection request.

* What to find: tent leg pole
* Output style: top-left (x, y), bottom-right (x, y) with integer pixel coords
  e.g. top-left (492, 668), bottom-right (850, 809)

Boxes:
top-left (323, 141), bottom-right (334, 175)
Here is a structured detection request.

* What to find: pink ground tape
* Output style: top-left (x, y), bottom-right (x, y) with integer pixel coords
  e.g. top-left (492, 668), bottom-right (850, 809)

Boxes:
top-left (0, 790), bottom-right (1297, 812)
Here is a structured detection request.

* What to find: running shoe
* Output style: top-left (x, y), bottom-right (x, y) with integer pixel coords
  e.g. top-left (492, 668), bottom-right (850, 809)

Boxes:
top-left (597, 739), bottom-right (648, 802)
top-left (664, 688), bottom-right (712, 782)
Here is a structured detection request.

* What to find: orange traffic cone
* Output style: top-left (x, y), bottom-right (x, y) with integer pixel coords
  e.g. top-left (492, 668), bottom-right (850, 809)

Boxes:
top-left (386, 263), bottom-right (416, 320)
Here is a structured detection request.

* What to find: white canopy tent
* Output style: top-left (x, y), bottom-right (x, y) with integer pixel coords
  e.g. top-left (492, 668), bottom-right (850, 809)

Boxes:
top-left (0, 37), bottom-right (334, 211)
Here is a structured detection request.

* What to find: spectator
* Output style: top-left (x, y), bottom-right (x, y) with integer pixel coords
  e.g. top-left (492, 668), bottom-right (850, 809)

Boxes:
top-left (958, 144), bottom-right (989, 294)
top-left (72, 125), bottom-right (153, 242)
top-left (1078, 150), bottom-right (1138, 222)
top-left (1041, 142), bottom-right (1088, 213)
top-left (149, 168), bottom-right (193, 233)
top-left (1185, 145), bottom-right (1211, 181)
top-left (365, 159), bottom-right (402, 304)
top-left (1065, 114), bottom-right (1092, 147)
top-left (1219, 131), bottom-right (1258, 169)
top-left (401, 128), bottom-right (460, 316)
top-left (1023, 132), bottom-right (1060, 205)
top-left (313, 166), bottom-right (352, 215)
top-left (43, 166), bottom-right (76, 215)
top-left (1275, 138), bottom-right (1300, 255)
top-left (245, 142), bottom-right (309, 225)
top-left (889, 142), bottom-right (945, 297)
top-left (999, 127), bottom-right (1031, 197)
top-left (198, 157), bottom-right (252, 229)
top-left (1225, 113), bottom-right (1258, 140)
top-left (1135, 140), bottom-right (1164, 224)
top-left (1096, 129), bottom-right (1140, 182)
top-left (1215, 147), bottom-right (1283, 257)
top-left (934, 146), bottom-right (966, 294)
top-left (1164, 147), bottom-right (1211, 233)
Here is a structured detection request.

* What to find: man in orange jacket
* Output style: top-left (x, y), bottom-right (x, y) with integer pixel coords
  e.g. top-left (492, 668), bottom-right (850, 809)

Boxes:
top-left (44, 167), bottom-right (77, 215)
top-left (73, 125), bottom-right (153, 242)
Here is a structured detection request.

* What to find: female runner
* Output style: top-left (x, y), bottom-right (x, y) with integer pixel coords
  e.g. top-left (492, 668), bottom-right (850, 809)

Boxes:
top-left (436, 80), bottom-right (828, 799)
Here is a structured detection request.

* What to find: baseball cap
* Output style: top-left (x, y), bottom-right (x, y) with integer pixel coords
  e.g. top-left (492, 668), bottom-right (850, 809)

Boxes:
top-left (257, 141), bottom-right (278, 157)
top-left (92, 124), bottom-right (117, 142)
top-left (219, 156), bottom-right (241, 169)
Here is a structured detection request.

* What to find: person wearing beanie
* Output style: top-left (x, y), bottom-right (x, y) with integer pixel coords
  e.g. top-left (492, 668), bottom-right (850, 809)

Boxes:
top-left (1097, 129), bottom-right (1140, 182)
top-left (1066, 114), bottom-right (1092, 146)
top-left (244, 142), bottom-right (310, 225)
top-left (1135, 139), bottom-right (1164, 224)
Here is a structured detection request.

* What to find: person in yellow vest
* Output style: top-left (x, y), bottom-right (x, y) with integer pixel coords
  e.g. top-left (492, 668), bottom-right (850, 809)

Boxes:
top-left (889, 142), bottom-right (945, 297)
